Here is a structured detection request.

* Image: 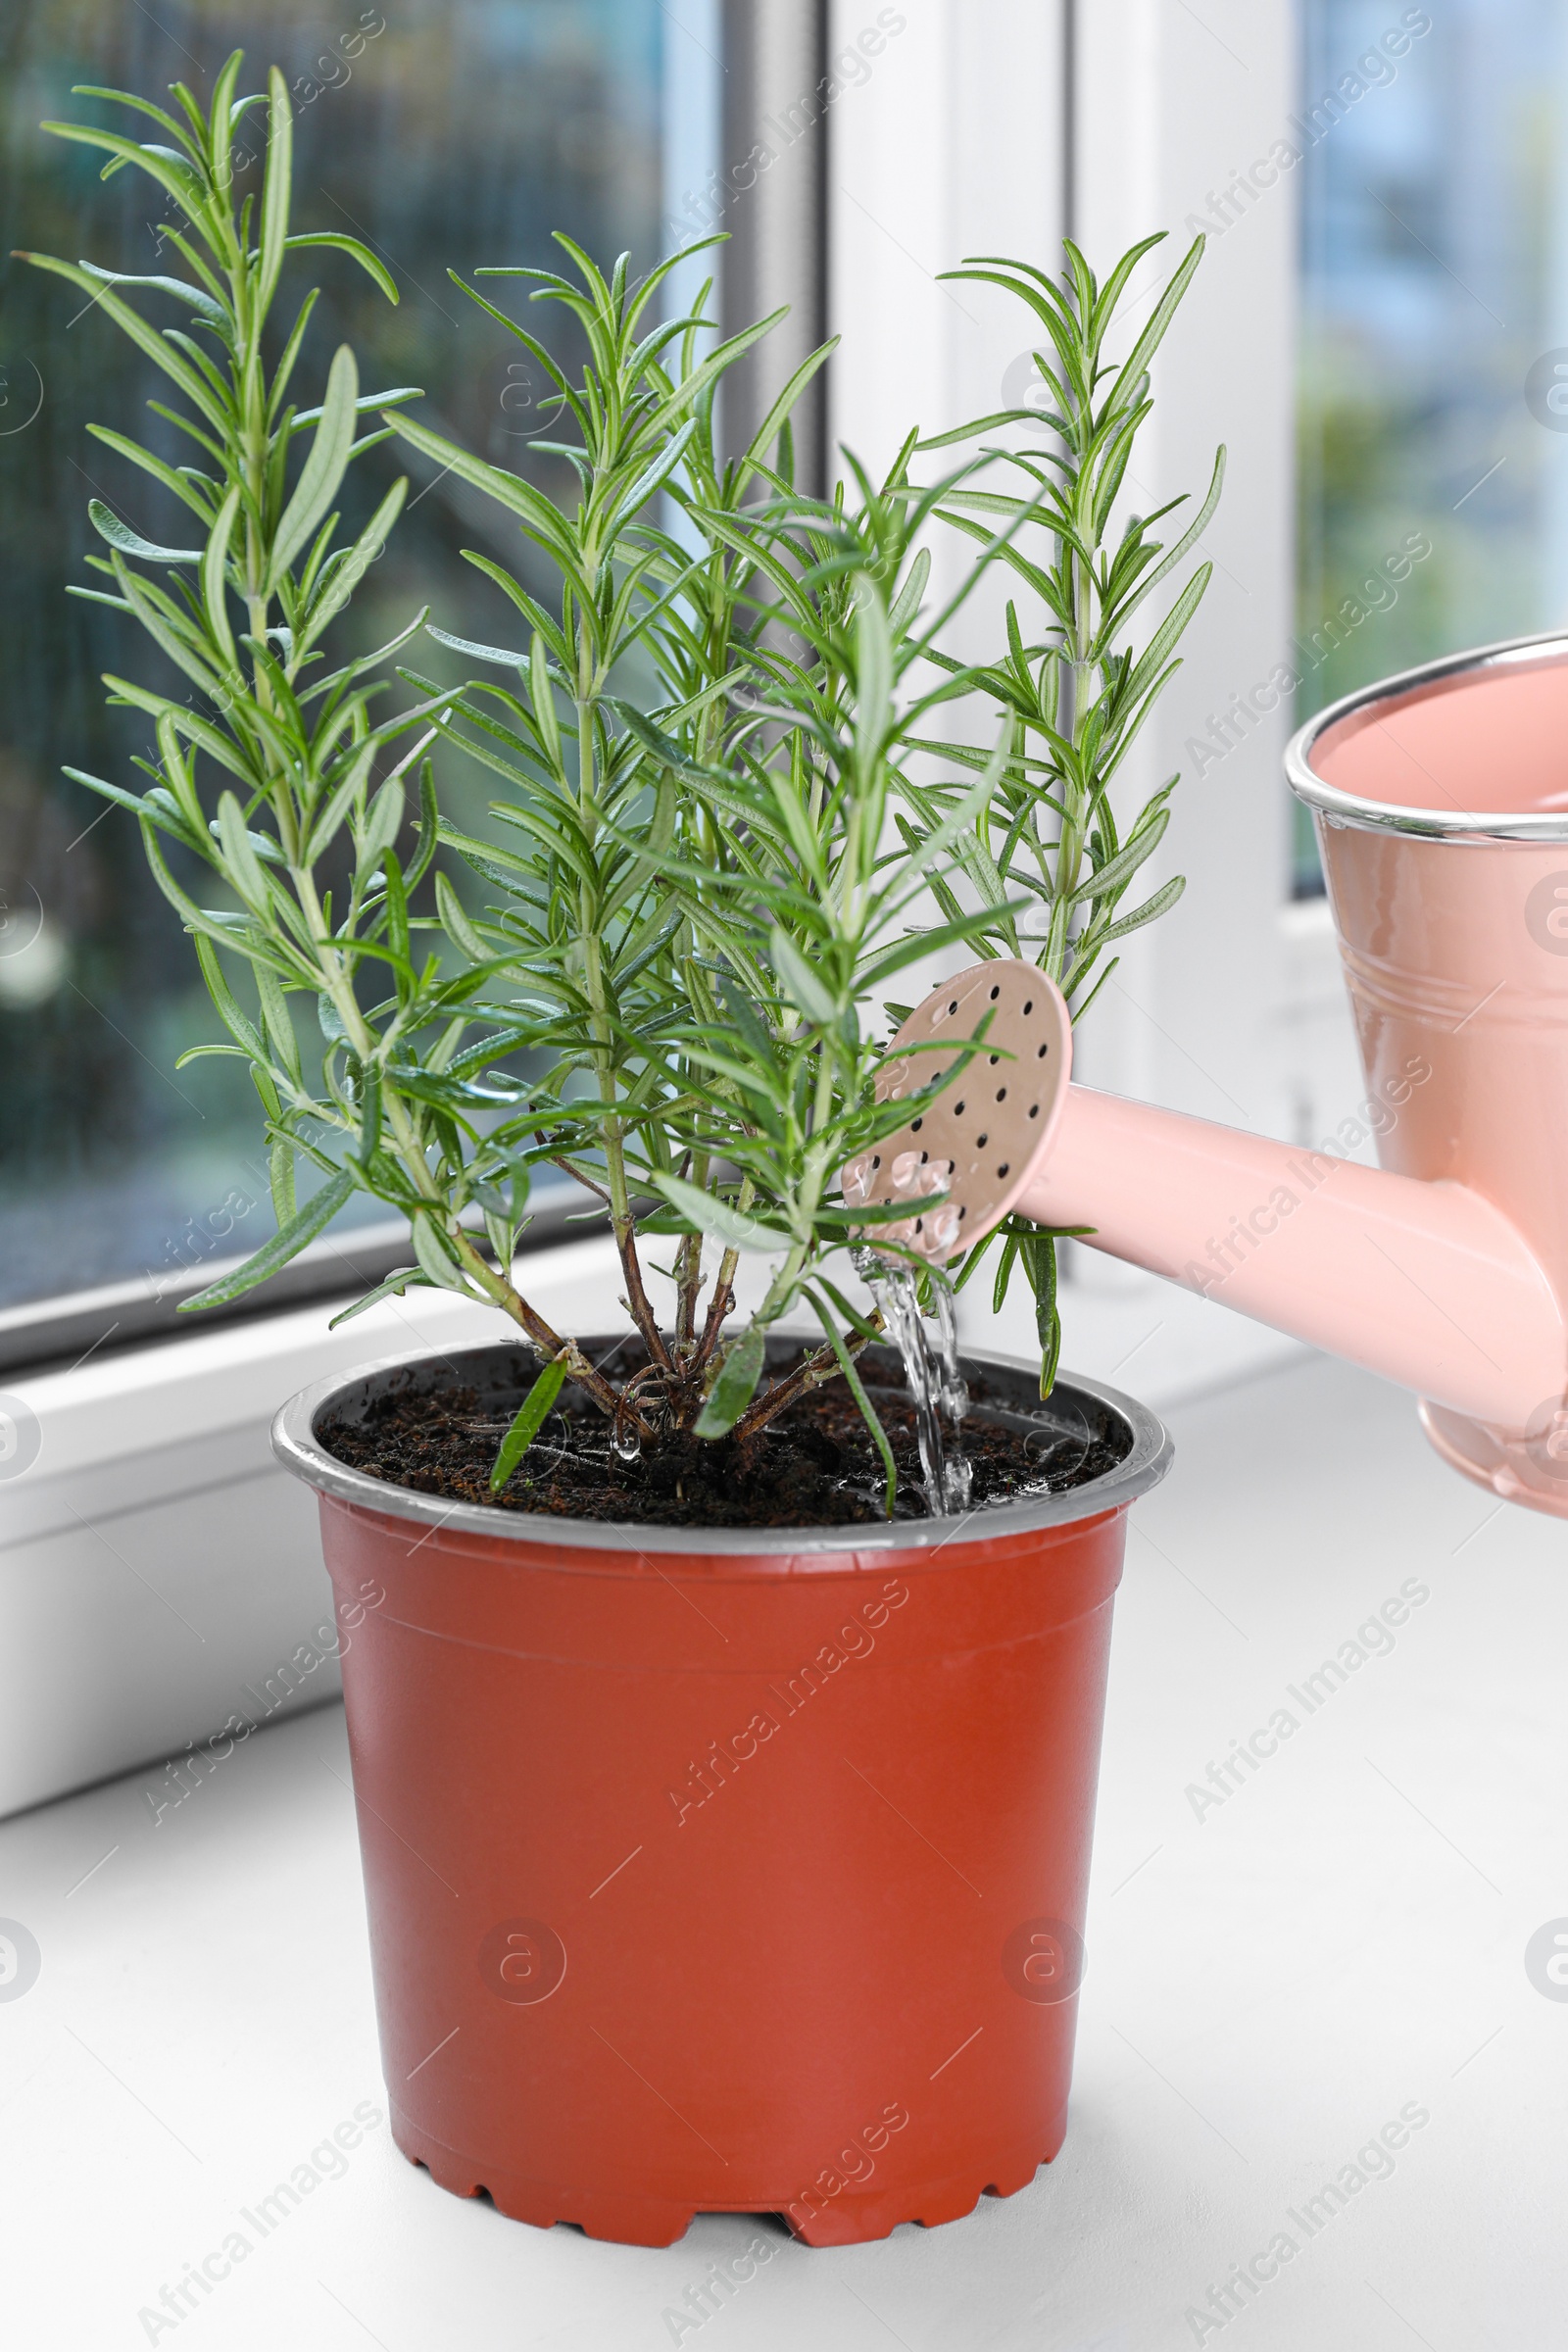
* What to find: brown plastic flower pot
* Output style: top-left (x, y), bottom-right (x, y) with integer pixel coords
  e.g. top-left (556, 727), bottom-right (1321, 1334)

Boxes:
top-left (272, 1339), bottom-right (1170, 2247)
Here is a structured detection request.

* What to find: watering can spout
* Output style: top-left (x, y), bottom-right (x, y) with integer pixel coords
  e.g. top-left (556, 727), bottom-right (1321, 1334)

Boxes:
top-left (852, 956), bottom-right (1568, 1514)
top-left (848, 630), bottom-right (1568, 1518)
top-left (1016, 1079), bottom-right (1566, 1444)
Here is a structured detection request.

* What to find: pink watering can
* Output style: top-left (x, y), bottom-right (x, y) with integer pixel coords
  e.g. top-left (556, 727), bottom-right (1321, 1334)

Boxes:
top-left (847, 631), bottom-right (1568, 1518)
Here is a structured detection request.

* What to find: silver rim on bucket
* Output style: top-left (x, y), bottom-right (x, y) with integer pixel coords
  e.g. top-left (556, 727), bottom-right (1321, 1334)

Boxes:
top-left (270, 1340), bottom-right (1173, 1557)
top-left (1286, 624), bottom-right (1568, 844)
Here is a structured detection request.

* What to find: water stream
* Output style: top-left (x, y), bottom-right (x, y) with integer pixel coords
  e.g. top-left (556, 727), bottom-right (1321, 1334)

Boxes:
top-left (854, 1250), bottom-right (972, 1516)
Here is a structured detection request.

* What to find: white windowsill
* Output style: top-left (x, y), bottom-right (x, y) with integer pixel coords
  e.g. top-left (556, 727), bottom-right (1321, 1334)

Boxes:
top-left (4, 1234), bottom-right (624, 1481)
top-left (0, 1239), bottom-right (628, 1818)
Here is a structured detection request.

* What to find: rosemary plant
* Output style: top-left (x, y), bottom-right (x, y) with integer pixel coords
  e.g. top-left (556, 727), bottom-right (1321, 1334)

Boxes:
top-left (30, 58), bottom-right (1218, 1498)
top-left (895, 235), bottom-right (1226, 1387)
top-left (382, 243), bottom-right (1046, 1474)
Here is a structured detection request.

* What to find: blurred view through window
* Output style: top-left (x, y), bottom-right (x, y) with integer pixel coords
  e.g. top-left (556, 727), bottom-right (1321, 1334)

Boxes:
top-left (1296, 0), bottom-right (1568, 887)
top-left (0, 0), bottom-right (690, 1311)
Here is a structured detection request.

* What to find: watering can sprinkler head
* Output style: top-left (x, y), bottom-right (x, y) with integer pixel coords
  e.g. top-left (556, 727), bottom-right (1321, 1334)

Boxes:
top-left (842, 961), bottom-right (1074, 1266)
top-left (845, 629), bottom-right (1568, 1521)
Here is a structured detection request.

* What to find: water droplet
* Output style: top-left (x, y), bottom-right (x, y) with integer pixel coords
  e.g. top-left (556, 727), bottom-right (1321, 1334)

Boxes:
top-left (842, 1153), bottom-right (874, 1204)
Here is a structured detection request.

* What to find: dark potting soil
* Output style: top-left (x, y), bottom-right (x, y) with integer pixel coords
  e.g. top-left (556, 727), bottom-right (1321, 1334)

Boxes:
top-left (318, 1352), bottom-right (1129, 1529)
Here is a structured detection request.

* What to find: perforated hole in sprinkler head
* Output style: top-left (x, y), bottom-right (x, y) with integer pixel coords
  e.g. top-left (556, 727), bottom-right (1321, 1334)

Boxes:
top-left (843, 959), bottom-right (1073, 1264)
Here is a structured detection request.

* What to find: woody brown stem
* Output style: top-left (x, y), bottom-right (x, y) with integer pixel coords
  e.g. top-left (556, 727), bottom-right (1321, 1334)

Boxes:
top-left (613, 1213), bottom-right (674, 1372)
top-left (674, 1228), bottom-right (702, 1348)
top-left (548, 1166), bottom-right (671, 1374)
top-left (452, 1232), bottom-right (652, 1434)
top-left (504, 1298), bottom-right (641, 1428)
top-left (552, 1155), bottom-right (611, 1206)
top-left (694, 1264), bottom-right (736, 1371)
top-left (546, 1158), bottom-right (671, 1397)
top-left (730, 1320), bottom-right (882, 1445)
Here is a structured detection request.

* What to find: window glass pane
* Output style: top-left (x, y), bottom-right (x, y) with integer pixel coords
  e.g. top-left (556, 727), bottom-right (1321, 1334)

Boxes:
top-left (1295, 0), bottom-right (1563, 887)
top-left (0, 0), bottom-right (683, 1309)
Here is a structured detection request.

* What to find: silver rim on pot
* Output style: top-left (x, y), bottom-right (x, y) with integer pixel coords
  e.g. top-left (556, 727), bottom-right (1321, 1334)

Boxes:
top-left (271, 1340), bottom-right (1172, 1556)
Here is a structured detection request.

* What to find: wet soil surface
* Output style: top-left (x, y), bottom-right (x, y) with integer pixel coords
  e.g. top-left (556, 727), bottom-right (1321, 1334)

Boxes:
top-left (318, 1351), bottom-right (1130, 1529)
